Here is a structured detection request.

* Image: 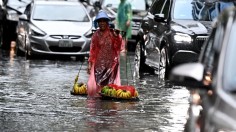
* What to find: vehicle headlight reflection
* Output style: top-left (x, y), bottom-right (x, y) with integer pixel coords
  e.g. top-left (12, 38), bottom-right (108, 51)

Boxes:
top-left (7, 12), bottom-right (19, 21)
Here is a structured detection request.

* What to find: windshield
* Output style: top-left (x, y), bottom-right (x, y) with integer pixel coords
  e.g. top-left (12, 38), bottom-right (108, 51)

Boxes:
top-left (102, 0), bottom-right (146, 10)
top-left (173, 0), bottom-right (194, 19)
top-left (6, 0), bottom-right (32, 13)
top-left (32, 5), bottom-right (90, 22)
top-left (224, 22), bottom-right (236, 92)
top-left (173, 1), bottom-right (234, 21)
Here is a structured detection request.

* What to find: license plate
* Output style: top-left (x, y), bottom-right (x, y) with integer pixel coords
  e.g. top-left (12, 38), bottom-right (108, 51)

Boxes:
top-left (59, 40), bottom-right (73, 47)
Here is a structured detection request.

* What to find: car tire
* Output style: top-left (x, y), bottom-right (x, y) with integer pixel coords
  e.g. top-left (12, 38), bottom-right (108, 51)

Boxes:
top-left (159, 46), bottom-right (169, 79)
top-left (133, 41), bottom-right (147, 78)
top-left (25, 46), bottom-right (33, 60)
top-left (16, 39), bottom-right (25, 56)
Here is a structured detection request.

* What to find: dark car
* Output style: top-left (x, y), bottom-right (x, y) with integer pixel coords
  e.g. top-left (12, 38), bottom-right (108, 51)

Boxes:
top-left (0, 0), bottom-right (32, 50)
top-left (133, 0), bottom-right (235, 79)
top-left (16, 0), bottom-right (93, 59)
top-left (169, 6), bottom-right (236, 131)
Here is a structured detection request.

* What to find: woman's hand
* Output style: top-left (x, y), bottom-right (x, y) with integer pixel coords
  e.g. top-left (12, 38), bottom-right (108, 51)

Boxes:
top-left (114, 29), bottom-right (120, 37)
top-left (87, 63), bottom-right (92, 74)
top-left (126, 20), bottom-right (130, 27)
top-left (87, 67), bottom-right (91, 74)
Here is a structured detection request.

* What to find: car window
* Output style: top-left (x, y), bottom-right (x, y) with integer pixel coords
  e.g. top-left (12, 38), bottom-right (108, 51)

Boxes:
top-left (161, 0), bottom-right (169, 19)
top-left (224, 22), bottom-right (236, 92)
top-left (173, 0), bottom-right (193, 19)
top-left (24, 3), bottom-right (31, 18)
top-left (5, 0), bottom-right (32, 13)
top-left (149, 0), bottom-right (165, 15)
top-left (210, 2), bottom-right (235, 20)
top-left (32, 4), bottom-right (90, 22)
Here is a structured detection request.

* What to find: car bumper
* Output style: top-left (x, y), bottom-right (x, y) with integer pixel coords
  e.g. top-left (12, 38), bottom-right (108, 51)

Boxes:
top-left (28, 35), bottom-right (91, 56)
top-left (171, 50), bottom-right (199, 65)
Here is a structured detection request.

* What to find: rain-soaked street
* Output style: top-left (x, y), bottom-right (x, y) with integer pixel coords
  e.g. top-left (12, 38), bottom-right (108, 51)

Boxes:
top-left (0, 49), bottom-right (190, 132)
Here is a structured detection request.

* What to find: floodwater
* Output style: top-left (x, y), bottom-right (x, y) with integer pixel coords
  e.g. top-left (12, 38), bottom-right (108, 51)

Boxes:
top-left (0, 49), bottom-right (190, 132)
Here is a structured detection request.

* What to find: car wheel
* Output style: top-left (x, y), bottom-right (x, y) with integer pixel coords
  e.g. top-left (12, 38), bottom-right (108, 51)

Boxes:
top-left (25, 46), bottom-right (33, 60)
top-left (133, 41), bottom-right (147, 78)
top-left (16, 39), bottom-right (25, 56)
top-left (159, 46), bottom-right (168, 79)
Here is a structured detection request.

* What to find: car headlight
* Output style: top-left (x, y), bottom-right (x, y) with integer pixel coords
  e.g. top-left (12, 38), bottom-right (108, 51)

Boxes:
top-left (173, 33), bottom-right (192, 43)
top-left (84, 29), bottom-right (93, 38)
top-left (6, 12), bottom-right (19, 21)
top-left (29, 25), bottom-right (46, 37)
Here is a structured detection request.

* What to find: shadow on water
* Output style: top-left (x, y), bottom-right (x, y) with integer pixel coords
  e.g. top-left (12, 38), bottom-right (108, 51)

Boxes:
top-left (0, 49), bottom-right (190, 131)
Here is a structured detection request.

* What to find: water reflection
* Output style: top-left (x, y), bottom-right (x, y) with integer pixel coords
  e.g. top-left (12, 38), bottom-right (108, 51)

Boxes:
top-left (0, 50), bottom-right (190, 131)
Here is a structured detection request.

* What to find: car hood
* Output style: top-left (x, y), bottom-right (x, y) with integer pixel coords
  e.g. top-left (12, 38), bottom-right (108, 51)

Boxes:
top-left (32, 21), bottom-right (92, 35)
top-left (171, 20), bottom-right (212, 34)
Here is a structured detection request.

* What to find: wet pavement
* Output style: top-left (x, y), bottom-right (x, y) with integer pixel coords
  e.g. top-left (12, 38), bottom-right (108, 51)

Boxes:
top-left (0, 49), bottom-right (190, 131)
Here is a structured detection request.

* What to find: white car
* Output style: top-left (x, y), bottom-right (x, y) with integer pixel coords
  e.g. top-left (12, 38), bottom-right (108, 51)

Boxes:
top-left (16, 0), bottom-right (93, 59)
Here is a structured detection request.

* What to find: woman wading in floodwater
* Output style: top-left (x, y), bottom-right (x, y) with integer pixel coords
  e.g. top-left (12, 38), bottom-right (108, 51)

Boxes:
top-left (87, 10), bottom-right (123, 97)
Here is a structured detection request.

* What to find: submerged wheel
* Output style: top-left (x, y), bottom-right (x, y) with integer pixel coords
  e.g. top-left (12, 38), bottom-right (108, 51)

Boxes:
top-left (25, 45), bottom-right (34, 60)
top-left (15, 40), bottom-right (25, 56)
top-left (159, 46), bottom-right (168, 79)
top-left (133, 41), bottom-right (145, 78)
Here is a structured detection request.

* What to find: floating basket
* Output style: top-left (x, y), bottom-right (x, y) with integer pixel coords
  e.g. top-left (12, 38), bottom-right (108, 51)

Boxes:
top-left (99, 84), bottom-right (139, 100)
top-left (71, 82), bottom-right (87, 95)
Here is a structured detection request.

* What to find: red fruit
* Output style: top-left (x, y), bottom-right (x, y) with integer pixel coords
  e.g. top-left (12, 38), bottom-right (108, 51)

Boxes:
top-left (108, 84), bottom-right (120, 90)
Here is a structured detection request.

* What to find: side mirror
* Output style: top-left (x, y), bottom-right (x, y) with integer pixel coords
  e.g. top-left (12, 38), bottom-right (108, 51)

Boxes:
top-left (19, 14), bottom-right (28, 21)
top-left (169, 63), bottom-right (207, 89)
top-left (154, 14), bottom-right (165, 22)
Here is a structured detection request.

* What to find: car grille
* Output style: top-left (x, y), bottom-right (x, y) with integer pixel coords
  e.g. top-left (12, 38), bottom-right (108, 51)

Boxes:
top-left (50, 35), bottom-right (81, 39)
top-left (48, 35), bottom-right (83, 52)
top-left (49, 46), bottom-right (82, 52)
top-left (195, 36), bottom-right (208, 52)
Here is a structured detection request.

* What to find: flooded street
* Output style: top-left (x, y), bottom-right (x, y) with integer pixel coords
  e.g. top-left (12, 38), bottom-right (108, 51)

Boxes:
top-left (0, 50), bottom-right (190, 131)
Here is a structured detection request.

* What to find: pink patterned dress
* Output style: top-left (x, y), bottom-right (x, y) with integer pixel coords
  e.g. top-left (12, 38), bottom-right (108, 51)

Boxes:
top-left (87, 27), bottom-right (123, 97)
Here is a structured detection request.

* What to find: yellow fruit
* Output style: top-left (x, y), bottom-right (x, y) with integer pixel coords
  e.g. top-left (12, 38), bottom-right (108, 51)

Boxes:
top-left (133, 90), bottom-right (139, 97)
top-left (116, 89), bottom-right (123, 97)
top-left (116, 89), bottom-right (132, 99)
top-left (78, 84), bottom-right (87, 94)
top-left (72, 83), bottom-right (87, 95)
top-left (73, 84), bottom-right (80, 94)
top-left (110, 88), bottom-right (117, 98)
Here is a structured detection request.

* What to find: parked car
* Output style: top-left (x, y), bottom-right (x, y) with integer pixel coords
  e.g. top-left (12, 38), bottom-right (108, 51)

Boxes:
top-left (133, 0), bottom-right (235, 79)
top-left (16, 0), bottom-right (93, 59)
top-left (0, 0), bottom-right (32, 50)
top-left (170, 6), bottom-right (236, 132)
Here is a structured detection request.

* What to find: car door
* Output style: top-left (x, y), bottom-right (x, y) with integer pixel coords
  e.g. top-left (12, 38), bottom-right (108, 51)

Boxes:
top-left (145, 0), bottom-right (167, 68)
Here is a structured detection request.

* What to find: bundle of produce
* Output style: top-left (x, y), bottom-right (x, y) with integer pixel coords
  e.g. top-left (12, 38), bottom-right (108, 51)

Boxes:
top-left (71, 82), bottom-right (87, 95)
top-left (100, 84), bottom-right (139, 99)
